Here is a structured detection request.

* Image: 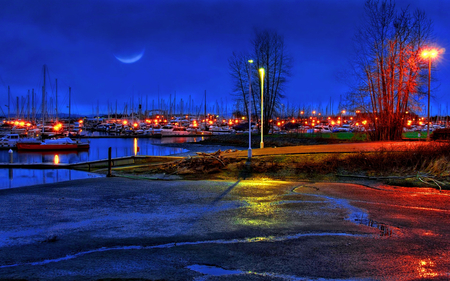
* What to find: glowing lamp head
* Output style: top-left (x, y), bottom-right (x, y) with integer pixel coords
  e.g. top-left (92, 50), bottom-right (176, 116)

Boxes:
top-left (259, 68), bottom-right (265, 78)
top-left (430, 49), bottom-right (438, 58)
top-left (421, 48), bottom-right (439, 59)
top-left (248, 59), bottom-right (253, 63)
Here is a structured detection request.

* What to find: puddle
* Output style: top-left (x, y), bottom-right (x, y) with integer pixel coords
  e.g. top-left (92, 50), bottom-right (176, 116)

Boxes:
top-left (187, 264), bottom-right (375, 281)
top-left (0, 232), bottom-right (369, 269)
top-left (0, 168), bottom-right (104, 189)
top-left (187, 264), bottom-right (243, 277)
top-left (291, 187), bottom-right (393, 237)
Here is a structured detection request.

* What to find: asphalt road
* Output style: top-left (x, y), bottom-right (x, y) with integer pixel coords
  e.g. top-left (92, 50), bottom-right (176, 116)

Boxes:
top-left (0, 177), bottom-right (449, 280)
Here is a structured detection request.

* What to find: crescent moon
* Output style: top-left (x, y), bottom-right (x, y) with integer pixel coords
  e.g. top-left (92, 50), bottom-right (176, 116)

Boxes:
top-left (114, 48), bottom-right (145, 64)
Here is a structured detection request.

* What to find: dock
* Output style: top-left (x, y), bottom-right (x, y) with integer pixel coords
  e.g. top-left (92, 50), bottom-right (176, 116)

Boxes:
top-left (0, 155), bottom-right (183, 171)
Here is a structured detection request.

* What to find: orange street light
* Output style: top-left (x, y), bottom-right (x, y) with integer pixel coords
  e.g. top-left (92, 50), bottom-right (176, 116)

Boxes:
top-left (421, 47), bottom-right (440, 141)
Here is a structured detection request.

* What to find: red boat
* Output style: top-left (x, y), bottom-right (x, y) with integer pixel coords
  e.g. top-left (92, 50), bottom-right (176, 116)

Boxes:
top-left (16, 137), bottom-right (90, 151)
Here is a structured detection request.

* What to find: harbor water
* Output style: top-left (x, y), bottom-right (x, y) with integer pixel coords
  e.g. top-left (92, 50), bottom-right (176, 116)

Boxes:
top-left (0, 136), bottom-right (205, 189)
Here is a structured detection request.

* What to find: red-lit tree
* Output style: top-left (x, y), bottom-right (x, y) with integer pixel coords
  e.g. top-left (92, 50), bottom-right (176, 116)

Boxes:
top-left (347, 0), bottom-right (433, 140)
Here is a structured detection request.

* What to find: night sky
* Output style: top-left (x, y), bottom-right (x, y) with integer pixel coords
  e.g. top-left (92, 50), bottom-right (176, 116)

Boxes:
top-left (1, 0), bottom-right (449, 117)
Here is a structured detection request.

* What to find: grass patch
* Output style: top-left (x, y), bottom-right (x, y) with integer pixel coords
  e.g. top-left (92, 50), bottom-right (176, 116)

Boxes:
top-left (118, 141), bottom-right (450, 191)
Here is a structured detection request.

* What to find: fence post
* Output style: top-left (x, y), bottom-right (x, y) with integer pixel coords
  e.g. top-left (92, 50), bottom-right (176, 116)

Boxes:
top-left (107, 147), bottom-right (112, 177)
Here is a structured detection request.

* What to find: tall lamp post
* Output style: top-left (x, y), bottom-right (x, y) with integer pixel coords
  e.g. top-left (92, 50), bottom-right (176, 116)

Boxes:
top-left (259, 68), bottom-right (265, 149)
top-left (421, 48), bottom-right (439, 141)
top-left (247, 60), bottom-right (253, 159)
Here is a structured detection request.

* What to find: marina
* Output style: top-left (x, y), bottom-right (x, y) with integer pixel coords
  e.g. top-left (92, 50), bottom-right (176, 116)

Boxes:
top-left (0, 136), bottom-right (203, 164)
top-left (0, 136), bottom-right (204, 189)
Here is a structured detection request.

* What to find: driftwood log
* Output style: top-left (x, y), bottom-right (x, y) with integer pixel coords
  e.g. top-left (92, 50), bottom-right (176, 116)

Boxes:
top-left (155, 149), bottom-right (239, 175)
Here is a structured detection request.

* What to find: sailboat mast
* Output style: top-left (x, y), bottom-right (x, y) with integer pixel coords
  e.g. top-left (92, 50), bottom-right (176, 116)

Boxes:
top-left (7, 86), bottom-right (10, 120)
top-left (55, 78), bottom-right (58, 121)
top-left (42, 64), bottom-right (46, 126)
top-left (69, 87), bottom-right (71, 119)
top-left (204, 90), bottom-right (207, 130)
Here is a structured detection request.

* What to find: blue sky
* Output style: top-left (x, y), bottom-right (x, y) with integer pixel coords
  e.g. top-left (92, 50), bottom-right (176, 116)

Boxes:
top-left (0, 0), bottom-right (449, 117)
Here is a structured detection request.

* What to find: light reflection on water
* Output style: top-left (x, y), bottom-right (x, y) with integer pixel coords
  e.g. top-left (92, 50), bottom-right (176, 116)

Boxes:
top-left (0, 137), bottom-right (204, 189)
top-left (0, 137), bottom-right (203, 164)
top-left (0, 168), bottom-right (104, 190)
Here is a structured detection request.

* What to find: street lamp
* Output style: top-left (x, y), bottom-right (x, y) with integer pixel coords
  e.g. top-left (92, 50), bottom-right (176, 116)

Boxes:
top-left (247, 60), bottom-right (253, 159)
top-left (421, 48), bottom-right (439, 141)
top-left (259, 68), bottom-right (265, 149)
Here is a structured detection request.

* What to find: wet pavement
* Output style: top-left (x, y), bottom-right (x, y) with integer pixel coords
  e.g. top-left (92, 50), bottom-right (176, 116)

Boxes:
top-left (0, 177), bottom-right (449, 280)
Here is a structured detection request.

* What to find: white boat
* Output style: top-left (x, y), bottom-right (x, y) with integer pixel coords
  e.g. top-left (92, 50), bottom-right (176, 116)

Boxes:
top-left (161, 125), bottom-right (190, 137)
top-left (144, 125), bottom-right (162, 137)
top-left (209, 125), bottom-right (235, 135)
top-left (313, 125), bottom-right (332, 133)
top-left (0, 134), bottom-right (21, 148)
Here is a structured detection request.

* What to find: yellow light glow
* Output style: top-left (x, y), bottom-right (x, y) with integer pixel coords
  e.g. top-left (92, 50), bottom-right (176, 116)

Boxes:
top-left (430, 50), bottom-right (438, 58)
top-left (421, 48), bottom-right (439, 59)
top-left (259, 68), bottom-right (265, 77)
top-left (123, 120), bottom-right (128, 125)
top-left (54, 155), bottom-right (60, 164)
top-left (248, 59), bottom-right (253, 63)
top-left (134, 138), bottom-right (138, 156)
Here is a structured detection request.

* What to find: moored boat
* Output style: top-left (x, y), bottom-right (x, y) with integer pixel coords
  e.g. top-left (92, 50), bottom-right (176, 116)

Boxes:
top-left (161, 125), bottom-right (190, 137)
top-left (16, 137), bottom-right (90, 151)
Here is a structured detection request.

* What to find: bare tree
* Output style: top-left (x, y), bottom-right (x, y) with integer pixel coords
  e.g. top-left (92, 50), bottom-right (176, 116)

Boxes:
top-left (229, 29), bottom-right (292, 134)
top-left (347, 0), bottom-right (433, 140)
top-left (228, 52), bottom-right (251, 118)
